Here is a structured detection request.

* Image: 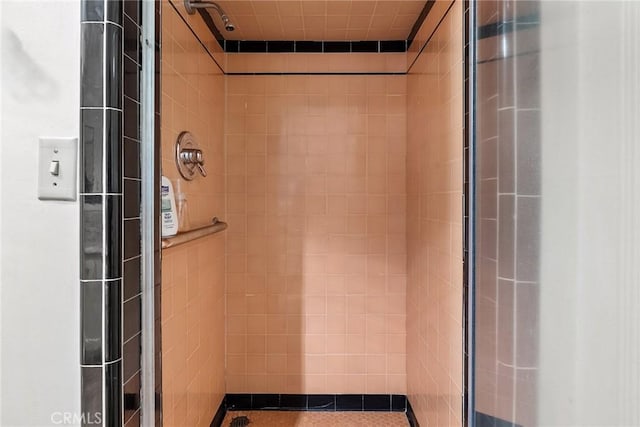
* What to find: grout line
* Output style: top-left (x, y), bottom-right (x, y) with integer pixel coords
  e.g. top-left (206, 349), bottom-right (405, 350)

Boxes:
top-left (122, 291), bottom-right (142, 306)
top-left (123, 52), bottom-right (139, 66)
top-left (123, 330), bottom-right (142, 347)
top-left (123, 368), bottom-right (142, 386)
top-left (81, 277), bottom-right (123, 283)
top-left (80, 106), bottom-right (124, 112)
top-left (105, 358), bottom-right (123, 365)
top-left (105, 20), bottom-right (124, 30)
top-left (123, 254), bottom-right (142, 263)
top-left (124, 407), bottom-right (141, 426)
top-left (124, 95), bottom-right (141, 105)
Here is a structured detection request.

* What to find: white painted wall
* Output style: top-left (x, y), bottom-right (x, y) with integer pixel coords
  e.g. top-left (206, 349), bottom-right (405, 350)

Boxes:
top-left (0, 3), bottom-right (3, 422)
top-left (539, 1), bottom-right (640, 425)
top-left (1, 1), bottom-right (81, 426)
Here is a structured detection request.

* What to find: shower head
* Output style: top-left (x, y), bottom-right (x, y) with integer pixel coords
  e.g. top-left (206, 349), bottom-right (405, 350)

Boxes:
top-left (221, 14), bottom-right (235, 32)
top-left (184, 0), bottom-right (236, 32)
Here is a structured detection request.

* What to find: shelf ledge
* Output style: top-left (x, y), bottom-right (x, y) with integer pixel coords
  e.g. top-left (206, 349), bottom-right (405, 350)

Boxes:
top-left (161, 220), bottom-right (227, 249)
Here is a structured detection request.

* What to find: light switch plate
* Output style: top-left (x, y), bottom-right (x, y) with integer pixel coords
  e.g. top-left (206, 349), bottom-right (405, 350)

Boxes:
top-left (38, 137), bottom-right (78, 201)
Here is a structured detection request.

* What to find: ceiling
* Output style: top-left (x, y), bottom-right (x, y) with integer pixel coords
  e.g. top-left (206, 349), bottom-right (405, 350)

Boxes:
top-left (212, 1), bottom-right (427, 41)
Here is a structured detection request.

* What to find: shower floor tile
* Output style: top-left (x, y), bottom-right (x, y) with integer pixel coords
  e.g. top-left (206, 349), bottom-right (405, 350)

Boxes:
top-left (221, 410), bottom-right (410, 426)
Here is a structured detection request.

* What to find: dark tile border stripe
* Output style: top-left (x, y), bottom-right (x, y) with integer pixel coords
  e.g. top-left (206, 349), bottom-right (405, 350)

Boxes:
top-left (307, 394), bottom-right (335, 411)
top-left (223, 394), bottom-right (408, 412)
top-left (407, 0), bottom-right (436, 46)
top-left (268, 40), bottom-right (295, 53)
top-left (210, 398), bottom-right (227, 427)
top-left (221, 39), bottom-right (408, 54)
top-left (406, 400), bottom-right (419, 427)
top-left (294, 41), bottom-right (323, 53)
top-left (280, 394), bottom-right (307, 410)
top-left (335, 394), bottom-right (362, 411)
top-left (213, 394), bottom-right (413, 426)
top-left (225, 72), bottom-right (406, 76)
top-left (323, 41), bottom-right (351, 53)
top-left (380, 40), bottom-right (407, 52)
top-left (198, 8), bottom-right (225, 47)
top-left (392, 395), bottom-right (407, 412)
top-left (406, 0), bottom-right (455, 74)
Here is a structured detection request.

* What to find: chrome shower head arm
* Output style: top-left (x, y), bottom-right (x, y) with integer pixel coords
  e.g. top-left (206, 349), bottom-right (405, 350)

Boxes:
top-left (184, 0), bottom-right (224, 15)
top-left (184, 0), bottom-right (235, 31)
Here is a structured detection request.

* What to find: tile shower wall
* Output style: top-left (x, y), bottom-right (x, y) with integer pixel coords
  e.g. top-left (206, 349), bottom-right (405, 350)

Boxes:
top-left (406, 2), bottom-right (464, 426)
top-left (122, 2), bottom-right (143, 425)
top-left (79, 0), bottom-right (125, 425)
top-left (225, 74), bottom-right (407, 394)
top-left (80, 1), bottom-right (157, 425)
top-left (160, 1), bottom-right (226, 425)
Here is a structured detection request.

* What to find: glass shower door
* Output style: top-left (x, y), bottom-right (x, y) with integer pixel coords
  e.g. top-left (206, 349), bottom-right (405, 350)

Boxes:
top-left (473, 1), bottom-right (541, 426)
top-left (472, 1), bottom-right (640, 426)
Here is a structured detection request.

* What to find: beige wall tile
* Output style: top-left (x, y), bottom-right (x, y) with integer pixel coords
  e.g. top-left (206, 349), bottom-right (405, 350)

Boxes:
top-left (406, 1), bottom-right (464, 426)
top-left (225, 74), bottom-right (407, 395)
top-left (161, 1), bottom-right (226, 425)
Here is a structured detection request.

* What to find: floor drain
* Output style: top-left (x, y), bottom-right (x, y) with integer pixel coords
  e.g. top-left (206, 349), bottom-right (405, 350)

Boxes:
top-left (230, 415), bottom-right (250, 427)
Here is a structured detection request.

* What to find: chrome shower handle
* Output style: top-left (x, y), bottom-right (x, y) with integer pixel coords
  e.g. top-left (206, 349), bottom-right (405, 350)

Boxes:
top-left (175, 131), bottom-right (207, 181)
top-left (193, 150), bottom-right (207, 177)
top-left (179, 148), bottom-right (203, 164)
top-left (179, 148), bottom-right (207, 177)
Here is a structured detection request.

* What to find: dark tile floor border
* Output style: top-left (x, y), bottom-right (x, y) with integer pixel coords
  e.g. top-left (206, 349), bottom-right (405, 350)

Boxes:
top-left (211, 394), bottom-right (414, 427)
top-left (406, 400), bottom-right (419, 427)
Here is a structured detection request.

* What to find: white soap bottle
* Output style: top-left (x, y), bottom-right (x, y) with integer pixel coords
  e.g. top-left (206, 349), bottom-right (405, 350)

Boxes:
top-left (161, 176), bottom-right (179, 237)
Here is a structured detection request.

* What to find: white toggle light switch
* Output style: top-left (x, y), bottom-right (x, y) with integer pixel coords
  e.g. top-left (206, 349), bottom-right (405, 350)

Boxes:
top-left (49, 160), bottom-right (60, 176)
top-left (38, 137), bottom-right (77, 201)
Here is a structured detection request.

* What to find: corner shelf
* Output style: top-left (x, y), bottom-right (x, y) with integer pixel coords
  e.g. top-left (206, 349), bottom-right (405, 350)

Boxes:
top-left (161, 220), bottom-right (227, 249)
